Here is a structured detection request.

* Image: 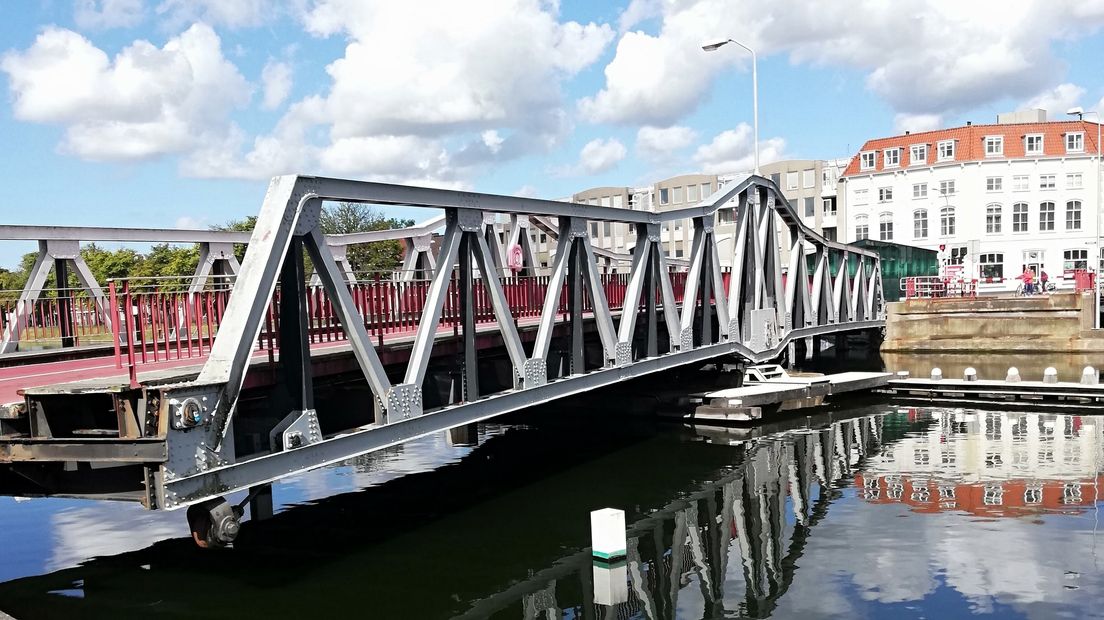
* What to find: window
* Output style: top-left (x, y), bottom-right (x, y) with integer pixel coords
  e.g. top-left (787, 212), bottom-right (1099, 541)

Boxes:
top-left (603, 222), bottom-right (611, 236)
top-left (1039, 201), bottom-right (1055, 231)
top-left (659, 188), bottom-right (669, 205)
top-left (913, 182), bottom-right (927, 198)
top-left (1067, 200), bottom-right (1082, 230)
top-left (600, 196), bottom-right (611, 207)
top-left (687, 184), bottom-right (699, 203)
top-left (786, 171), bottom-right (799, 190)
top-left (1067, 173), bottom-right (1083, 189)
top-left (985, 136), bottom-right (1003, 156)
top-left (1013, 175), bottom-right (1029, 191)
top-left (822, 168), bottom-right (835, 188)
top-left (949, 246), bottom-right (967, 265)
top-left (860, 151), bottom-right (876, 170)
top-left (701, 183), bottom-right (712, 198)
top-left (855, 215), bottom-right (869, 241)
top-left (937, 140), bottom-right (955, 161)
top-left (879, 212), bottom-right (893, 241)
top-left (939, 180), bottom-right (955, 196)
top-left (804, 197), bottom-right (815, 217)
top-left (1067, 132), bottom-right (1084, 153)
top-left (672, 186), bottom-right (684, 203)
top-left (986, 176), bottom-right (1002, 191)
top-left (914, 209), bottom-right (928, 239)
top-left (1064, 249), bottom-right (1088, 271)
top-left (940, 207), bottom-right (956, 236)
top-left (823, 197), bottom-right (837, 216)
top-left (1025, 134), bottom-right (1043, 155)
top-left (612, 195), bottom-right (623, 208)
top-left (1040, 174), bottom-right (1056, 189)
top-left (1013, 202), bottom-right (1029, 232)
top-left (910, 144), bottom-right (928, 165)
top-left (879, 187), bottom-right (893, 202)
top-left (590, 222), bottom-right (599, 237)
top-left (979, 253), bottom-right (1004, 279)
top-left (884, 148), bottom-right (900, 168)
top-left (823, 227), bottom-right (837, 242)
top-left (986, 204), bottom-right (1002, 234)
top-left (803, 169), bottom-right (815, 188)
top-left (854, 188), bottom-right (869, 205)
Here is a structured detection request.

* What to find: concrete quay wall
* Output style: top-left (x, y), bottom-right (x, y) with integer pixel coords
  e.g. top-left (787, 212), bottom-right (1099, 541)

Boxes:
top-left (882, 292), bottom-right (1104, 353)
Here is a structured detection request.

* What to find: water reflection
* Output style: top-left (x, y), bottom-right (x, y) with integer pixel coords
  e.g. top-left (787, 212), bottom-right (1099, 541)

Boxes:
top-left (0, 409), bottom-right (1102, 619)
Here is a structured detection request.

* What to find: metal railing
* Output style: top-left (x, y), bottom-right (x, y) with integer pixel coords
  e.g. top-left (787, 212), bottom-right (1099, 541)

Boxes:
top-left (0, 287), bottom-right (112, 350)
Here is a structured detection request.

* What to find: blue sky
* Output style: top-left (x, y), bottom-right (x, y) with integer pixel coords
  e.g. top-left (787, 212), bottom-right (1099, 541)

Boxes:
top-left (2, 0), bottom-right (1104, 269)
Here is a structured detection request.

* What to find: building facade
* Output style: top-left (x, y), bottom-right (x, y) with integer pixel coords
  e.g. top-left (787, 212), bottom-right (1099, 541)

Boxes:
top-left (841, 110), bottom-right (1103, 293)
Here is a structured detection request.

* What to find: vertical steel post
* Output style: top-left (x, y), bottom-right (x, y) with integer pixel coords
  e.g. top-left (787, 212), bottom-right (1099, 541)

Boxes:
top-left (55, 258), bottom-right (74, 348)
top-left (278, 238), bottom-right (314, 411)
top-left (645, 240), bottom-right (659, 358)
top-left (459, 233), bottom-right (478, 401)
top-left (700, 232), bottom-right (714, 346)
top-left (568, 238), bottom-right (585, 374)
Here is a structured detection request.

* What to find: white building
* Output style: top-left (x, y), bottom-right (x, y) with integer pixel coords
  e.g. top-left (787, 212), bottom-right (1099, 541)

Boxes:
top-left (841, 109), bottom-right (1103, 293)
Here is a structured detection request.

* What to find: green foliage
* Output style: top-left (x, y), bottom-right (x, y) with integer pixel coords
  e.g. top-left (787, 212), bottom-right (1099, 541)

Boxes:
top-left (320, 202), bottom-right (413, 275)
top-left (210, 216), bottom-right (257, 262)
top-left (81, 243), bottom-right (141, 283)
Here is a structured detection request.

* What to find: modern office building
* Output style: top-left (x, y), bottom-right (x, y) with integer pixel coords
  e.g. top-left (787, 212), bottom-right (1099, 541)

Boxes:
top-left (841, 109), bottom-right (1103, 292)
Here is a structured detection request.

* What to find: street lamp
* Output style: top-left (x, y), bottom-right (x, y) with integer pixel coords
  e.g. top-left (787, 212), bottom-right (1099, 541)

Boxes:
top-left (702, 37), bottom-right (759, 175)
top-left (1068, 106), bottom-right (1102, 328)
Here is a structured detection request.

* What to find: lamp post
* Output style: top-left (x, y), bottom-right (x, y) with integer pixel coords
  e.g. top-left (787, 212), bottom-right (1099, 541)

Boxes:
top-left (702, 37), bottom-right (759, 175)
top-left (1068, 106), bottom-right (1102, 328)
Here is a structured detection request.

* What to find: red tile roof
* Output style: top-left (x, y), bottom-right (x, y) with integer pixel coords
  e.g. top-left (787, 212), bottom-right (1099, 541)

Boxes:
top-left (842, 120), bottom-right (1102, 177)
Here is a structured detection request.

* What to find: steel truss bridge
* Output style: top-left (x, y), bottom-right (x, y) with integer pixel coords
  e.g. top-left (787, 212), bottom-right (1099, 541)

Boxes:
top-left (0, 173), bottom-right (885, 545)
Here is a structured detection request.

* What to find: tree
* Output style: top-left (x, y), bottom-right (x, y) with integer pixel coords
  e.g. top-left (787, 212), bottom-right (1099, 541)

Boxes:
top-left (81, 244), bottom-right (141, 284)
top-left (210, 215), bottom-right (257, 263)
top-left (320, 202), bottom-right (414, 275)
top-left (133, 244), bottom-right (200, 289)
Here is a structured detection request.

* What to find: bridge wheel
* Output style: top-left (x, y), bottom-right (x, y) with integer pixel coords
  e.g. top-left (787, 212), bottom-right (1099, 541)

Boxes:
top-left (186, 498), bottom-right (242, 549)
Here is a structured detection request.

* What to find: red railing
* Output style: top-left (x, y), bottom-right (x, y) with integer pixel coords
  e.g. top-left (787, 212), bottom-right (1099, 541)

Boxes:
top-left (0, 288), bottom-right (113, 350)
top-left (106, 270), bottom-right (691, 375)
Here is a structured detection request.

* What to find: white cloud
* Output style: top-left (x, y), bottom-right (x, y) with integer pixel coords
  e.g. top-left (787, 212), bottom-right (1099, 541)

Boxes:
top-left (693, 123), bottom-right (785, 174)
top-left (636, 125), bottom-right (697, 161)
top-left (576, 137), bottom-right (627, 175)
top-left (156, 0), bottom-right (278, 28)
top-left (174, 215), bottom-right (207, 229)
top-left (1, 24), bottom-right (250, 161)
top-left (261, 59), bottom-right (292, 109)
top-left (194, 0), bottom-right (615, 183)
top-left (74, 0), bottom-right (144, 29)
top-left (583, 0), bottom-right (1104, 126)
top-left (618, 0), bottom-right (662, 31)
top-left (893, 113), bottom-right (943, 133)
top-left (1023, 82), bottom-right (1085, 116)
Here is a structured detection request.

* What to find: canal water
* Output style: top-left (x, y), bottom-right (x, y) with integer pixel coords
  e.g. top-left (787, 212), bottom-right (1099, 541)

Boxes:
top-left (1, 393), bottom-right (1104, 617)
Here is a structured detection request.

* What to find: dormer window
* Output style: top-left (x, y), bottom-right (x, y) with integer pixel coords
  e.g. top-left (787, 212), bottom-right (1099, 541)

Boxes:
top-left (860, 151), bottom-right (876, 170)
top-left (937, 140), bottom-right (955, 161)
top-left (884, 148), bottom-right (901, 168)
top-left (984, 136), bottom-right (1003, 157)
top-left (1067, 132), bottom-right (1085, 153)
top-left (910, 144), bottom-right (927, 165)
top-left (1025, 134), bottom-right (1044, 155)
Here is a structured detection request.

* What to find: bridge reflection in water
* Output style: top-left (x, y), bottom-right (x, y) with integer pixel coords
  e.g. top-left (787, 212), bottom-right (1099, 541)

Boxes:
top-left (0, 407), bottom-right (1101, 619)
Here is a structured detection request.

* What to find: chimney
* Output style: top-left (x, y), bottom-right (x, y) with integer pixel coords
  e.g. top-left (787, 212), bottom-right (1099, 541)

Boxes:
top-left (905, 130), bottom-right (910, 135)
top-left (967, 121), bottom-right (972, 126)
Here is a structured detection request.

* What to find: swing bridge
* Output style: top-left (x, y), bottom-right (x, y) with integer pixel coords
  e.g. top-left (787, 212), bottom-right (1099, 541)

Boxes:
top-left (0, 173), bottom-right (885, 545)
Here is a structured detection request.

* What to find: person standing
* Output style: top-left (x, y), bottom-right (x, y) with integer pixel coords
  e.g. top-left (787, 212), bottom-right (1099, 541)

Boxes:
top-left (1040, 270), bottom-right (1049, 294)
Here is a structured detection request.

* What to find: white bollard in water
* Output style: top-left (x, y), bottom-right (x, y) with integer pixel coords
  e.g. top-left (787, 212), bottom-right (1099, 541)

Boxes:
top-left (592, 562), bottom-right (629, 606)
top-left (1043, 367), bottom-right (1058, 384)
top-left (590, 508), bottom-right (627, 562)
top-left (1082, 366), bottom-right (1099, 385)
top-left (1006, 367), bottom-right (1021, 382)
top-left (930, 368), bottom-right (943, 381)
top-left (964, 367), bottom-right (977, 382)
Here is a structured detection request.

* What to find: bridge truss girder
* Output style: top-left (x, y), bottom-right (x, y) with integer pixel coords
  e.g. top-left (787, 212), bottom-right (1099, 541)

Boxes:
top-left (148, 173), bottom-right (886, 511)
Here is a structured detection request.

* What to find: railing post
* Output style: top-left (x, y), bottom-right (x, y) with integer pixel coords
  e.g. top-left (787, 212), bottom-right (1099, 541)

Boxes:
top-left (122, 281), bottom-right (138, 388)
top-left (109, 281), bottom-right (121, 368)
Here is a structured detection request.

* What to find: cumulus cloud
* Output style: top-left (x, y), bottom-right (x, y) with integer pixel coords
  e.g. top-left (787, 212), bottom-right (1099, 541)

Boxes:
top-left (194, 0), bottom-right (614, 184)
top-left (693, 123), bottom-right (785, 174)
top-left (893, 113), bottom-right (943, 133)
top-left (74, 0), bottom-right (144, 29)
top-left (636, 125), bottom-right (697, 161)
top-left (1023, 82), bottom-right (1085, 116)
top-left (577, 137), bottom-right (627, 174)
top-left (1, 24), bottom-right (251, 161)
top-left (582, 0), bottom-right (1104, 126)
top-left (156, 0), bottom-right (279, 29)
top-left (261, 59), bottom-right (292, 109)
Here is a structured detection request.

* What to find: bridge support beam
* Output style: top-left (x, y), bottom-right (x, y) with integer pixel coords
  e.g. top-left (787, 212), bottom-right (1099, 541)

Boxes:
top-left (1, 239), bottom-right (107, 354)
top-left (189, 242), bottom-right (241, 296)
